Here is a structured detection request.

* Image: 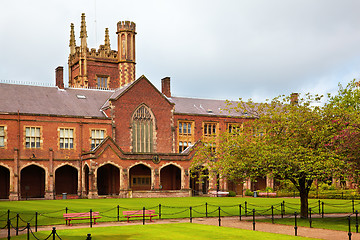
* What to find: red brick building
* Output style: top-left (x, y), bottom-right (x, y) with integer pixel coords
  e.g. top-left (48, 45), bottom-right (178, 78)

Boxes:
top-left (0, 14), bottom-right (271, 200)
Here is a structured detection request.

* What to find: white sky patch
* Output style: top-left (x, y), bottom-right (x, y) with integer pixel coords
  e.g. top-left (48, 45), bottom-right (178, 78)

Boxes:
top-left (1, 0), bottom-right (360, 102)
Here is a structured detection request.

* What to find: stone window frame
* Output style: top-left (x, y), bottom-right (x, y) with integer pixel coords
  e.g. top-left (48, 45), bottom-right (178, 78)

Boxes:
top-left (24, 126), bottom-right (42, 149)
top-left (227, 123), bottom-right (242, 134)
top-left (90, 129), bottom-right (106, 150)
top-left (202, 122), bottom-right (219, 153)
top-left (96, 75), bottom-right (110, 89)
top-left (131, 175), bottom-right (151, 186)
top-left (0, 125), bottom-right (7, 149)
top-left (177, 120), bottom-right (195, 153)
top-left (131, 104), bottom-right (156, 153)
top-left (58, 128), bottom-right (75, 150)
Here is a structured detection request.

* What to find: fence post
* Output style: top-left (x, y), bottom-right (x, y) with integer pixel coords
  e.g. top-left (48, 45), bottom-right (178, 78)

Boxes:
top-left (16, 213), bottom-right (19, 236)
top-left (52, 227), bottom-right (56, 240)
top-left (356, 210), bottom-right (359, 233)
top-left (252, 209), bottom-right (255, 231)
top-left (283, 201), bottom-right (285, 215)
top-left (239, 204), bottom-right (242, 221)
top-left (7, 219), bottom-right (10, 240)
top-left (142, 207), bottom-right (145, 225)
top-left (294, 212), bottom-right (298, 236)
top-left (318, 200), bottom-right (321, 215)
top-left (353, 199), bottom-right (355, 214)
top-left (218, 207), bottom-right (221, 227)
top-left (309, 208), bottom-right (312, 228)
top-left (245, 201), bottom-right (247, 217)
top-left (159, 204), bottom-right (162, 220)
top-left (90, 209), bottom-right (93, 228)
top-left (281, 202), bottom-right (284, 218)
top-left (321, 202), bottom-right (324, 218)
top-left (117, 205), bottom-right (120, 222)
top-left (65, 207), bottom-right (68, 225)
top-left (271, 205), bottom-right (274, 224)
top-left (205, 202), bottom-right (208, 218)
top-left (27, 222), bottom-right (30, 240)
top-left (190, 207), bottom-right (192, 223)
top-left (348, 216), bottom-right (352, 240)
top-left (86, 233), bottom-right (92, 240)
top-left (7, 209), bottom-right (10, 222)
top-left (35, 212), bottom-right (38, 232)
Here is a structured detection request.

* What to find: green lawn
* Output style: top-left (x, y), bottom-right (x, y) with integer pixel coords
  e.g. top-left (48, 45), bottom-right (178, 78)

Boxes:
top-left (257, 216), bottom-right (358, 232)
top-left (0, 197), bottom-right (358, 228)
top-left (0, 223), bottom-right (319, 240)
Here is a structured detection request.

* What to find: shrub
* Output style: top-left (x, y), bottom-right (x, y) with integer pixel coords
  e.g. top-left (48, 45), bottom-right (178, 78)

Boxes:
top-left (245, 189), bottom-right (253, 196)
top-left (265, 187), bottom-right (273, 193)
top-left (228, 191), bottom-right (236, 197)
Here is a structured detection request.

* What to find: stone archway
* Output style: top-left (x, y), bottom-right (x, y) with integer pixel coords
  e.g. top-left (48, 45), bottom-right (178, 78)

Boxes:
top-left (129, 164), bottom-right (151, 190)
top-left (84, 165), bottom-right (89, 195)
top-left (160, 165), bottom-right (181, 190)
top-left (55, 165), bottom-right (78, 195)
top-left (20, 165), bottom-right (45, 199)
top-left (0, 166), bottom-right (10, 199)
top-left (190, 168), bottom-right (209, 195)
top-left (97, 164), bottom-right (120, 195)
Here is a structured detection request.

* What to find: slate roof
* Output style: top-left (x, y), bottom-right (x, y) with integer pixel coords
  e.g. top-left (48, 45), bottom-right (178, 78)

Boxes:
top-left (0, 82), bottom-right (250, 119)
top-left (0, 83), bottom-right (114, 118)
top-left (170, 96), bottom-right (248, 117)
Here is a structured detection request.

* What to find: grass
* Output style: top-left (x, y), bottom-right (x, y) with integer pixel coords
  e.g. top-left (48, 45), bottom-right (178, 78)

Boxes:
top-left (0, 223), bottom-right (319, 240)
top-left (257, 216), bottom-right (358, 232)
top-left (0, 197), bottom-right (358, 228)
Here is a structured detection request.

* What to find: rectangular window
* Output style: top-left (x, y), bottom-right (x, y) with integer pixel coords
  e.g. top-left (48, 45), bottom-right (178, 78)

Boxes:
top-left (91, 129), bottom-right (105, 149)
top-left (97, 76), bottom-right (108, 89)
top-left (178, 121), bottom-right (193, 135)
top-left (25, 127), bottom-right (41, 148)
top-left (0, 126), bottom-right (4, 147)
top-left (204, 123), bottom-right (217, 136)
top-left (59, 128), bottom-right (74, 149)
top-left (179, 141), bottom-right (192, 153)
top-left (132, 176), bottom-right (151, 186)
top-left (228, 123), bottom-right (241, 134)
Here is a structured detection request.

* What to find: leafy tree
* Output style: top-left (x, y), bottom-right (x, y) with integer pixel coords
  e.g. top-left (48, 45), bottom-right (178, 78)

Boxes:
top-left (325, 80), bottom-right (360, 187)
top-left (192, 93), bottom-right (340, 218)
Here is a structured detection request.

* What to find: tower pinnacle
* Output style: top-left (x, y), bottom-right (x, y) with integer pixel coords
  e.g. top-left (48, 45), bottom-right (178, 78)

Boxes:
top-left (69, 23), bottom-right (76, 54)
top-left (104, 28), bottom-right (110, 51)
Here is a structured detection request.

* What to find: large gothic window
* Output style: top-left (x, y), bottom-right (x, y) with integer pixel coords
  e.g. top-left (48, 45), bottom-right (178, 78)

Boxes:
top-left (132, 105), bottom-right (154, 153)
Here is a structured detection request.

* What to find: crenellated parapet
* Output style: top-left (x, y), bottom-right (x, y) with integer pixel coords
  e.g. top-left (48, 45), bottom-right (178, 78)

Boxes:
top-left (117, 21), bottom-right (136, 33)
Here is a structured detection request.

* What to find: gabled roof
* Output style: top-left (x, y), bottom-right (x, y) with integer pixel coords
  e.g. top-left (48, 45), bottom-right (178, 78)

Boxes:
top-left (170, 96), bottom-right (248, 117)
top-left (0, 83), bottom-right (114, 118)
top-left (101, 75), bottom-right (174, 110)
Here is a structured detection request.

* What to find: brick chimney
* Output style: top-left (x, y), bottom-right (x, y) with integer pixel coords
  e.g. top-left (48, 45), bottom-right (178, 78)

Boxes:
top-left (161, 77), bottom-right (171, 97)
top-left (290, 93), bottom-right (299, 105)
top-left (55, 66), bottom-right (64, 89)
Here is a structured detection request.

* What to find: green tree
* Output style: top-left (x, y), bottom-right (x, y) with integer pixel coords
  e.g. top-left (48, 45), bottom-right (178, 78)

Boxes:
top-left (325, 80), bottom-right (360, 187)
top-left (192, 93), bottom-right (340, 218)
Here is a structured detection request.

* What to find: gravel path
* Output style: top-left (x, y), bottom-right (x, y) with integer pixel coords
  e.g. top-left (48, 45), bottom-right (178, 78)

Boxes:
top-left (1, 215), bottom-right (360, 239)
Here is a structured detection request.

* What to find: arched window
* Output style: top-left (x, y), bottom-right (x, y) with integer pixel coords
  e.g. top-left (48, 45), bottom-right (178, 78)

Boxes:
top-left (132, 105), bottom-right (154, 153)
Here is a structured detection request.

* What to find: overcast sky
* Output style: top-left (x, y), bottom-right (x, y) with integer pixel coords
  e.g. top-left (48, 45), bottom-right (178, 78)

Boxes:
top-left (1, 0), bottom-right (360, 102)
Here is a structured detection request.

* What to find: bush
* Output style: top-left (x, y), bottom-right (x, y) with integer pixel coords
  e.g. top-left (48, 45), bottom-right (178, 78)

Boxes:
top-left (228, 191), bottom-right (236, 197)
top-left (245, 189), bottom-right (253, 196)
top-left (265, 187), bottom-right (273, 193)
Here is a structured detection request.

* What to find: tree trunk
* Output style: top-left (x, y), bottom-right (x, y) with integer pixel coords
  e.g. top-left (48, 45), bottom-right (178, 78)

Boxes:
top-left (298, 178), bottom-right (309, 218)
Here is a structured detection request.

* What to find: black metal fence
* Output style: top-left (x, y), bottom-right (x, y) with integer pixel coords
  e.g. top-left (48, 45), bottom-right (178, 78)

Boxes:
top-left (1, 200), bottom-right (360, 239)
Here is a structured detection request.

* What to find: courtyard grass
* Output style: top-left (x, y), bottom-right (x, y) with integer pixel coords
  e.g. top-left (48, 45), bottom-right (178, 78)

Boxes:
top-left (257, 216), bottom-right (358, 232)
top-left (0, 223), bottom-right (319, 240)
top-left (0, 197), bottom-right (358, 228)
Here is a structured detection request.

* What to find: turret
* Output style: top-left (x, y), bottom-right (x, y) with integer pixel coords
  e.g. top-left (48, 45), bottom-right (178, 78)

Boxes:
top-left (117, 21), bottom-right (136, 86)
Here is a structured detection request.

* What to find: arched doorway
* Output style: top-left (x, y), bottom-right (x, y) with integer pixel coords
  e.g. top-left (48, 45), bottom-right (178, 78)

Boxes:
top-left (190, 168), bottom-right (209, 195)
top-left (55, 165), bottom-right (78, 195)
top-left (84, 165), bottom-right (89, 195)
top-left (0, 166), bottom-right (10, 199)
top-left (20, 165), bottom-right (45, 199)
top-left (129, 164), bottom-right (151, 190)
top-left (97, 164), bottom-right (120, 195)
top-left (160, 165), bottom-right (181, 190)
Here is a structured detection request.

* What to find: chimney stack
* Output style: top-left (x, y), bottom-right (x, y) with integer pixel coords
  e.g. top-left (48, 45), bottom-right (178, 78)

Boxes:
top-left (290, 93), bottom-right (299, 105)
top-left (55, 66), bottom-right (64, 89)
top-left (161, 77), bottom-right (171, 97)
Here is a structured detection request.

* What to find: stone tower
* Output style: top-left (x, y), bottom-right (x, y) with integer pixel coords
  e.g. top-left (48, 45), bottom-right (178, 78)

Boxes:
top-left (68, 14), bottom-right (136, 89)
top-left (117, 21), bottom-right (136, 87)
